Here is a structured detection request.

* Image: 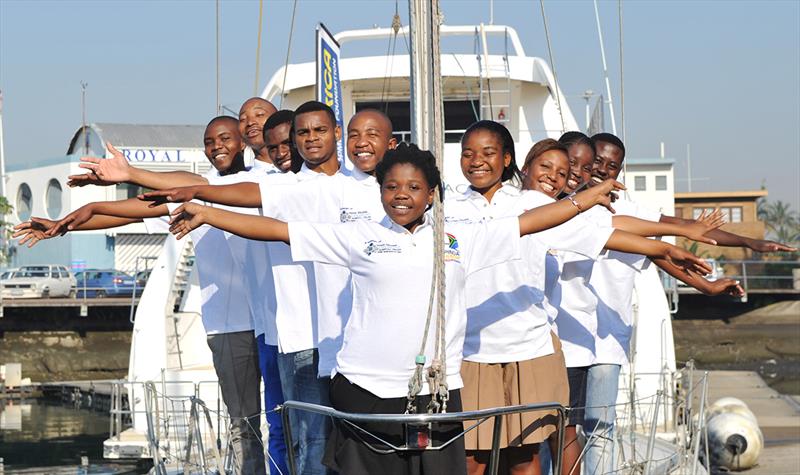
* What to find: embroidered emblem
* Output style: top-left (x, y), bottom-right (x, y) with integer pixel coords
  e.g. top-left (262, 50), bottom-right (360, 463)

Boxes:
top-left (363, 240), bottom-right (402, 256)
top-left (340, 208), bottom-right (372, 223)
top-left (444, 233), bottom-right (461, 262)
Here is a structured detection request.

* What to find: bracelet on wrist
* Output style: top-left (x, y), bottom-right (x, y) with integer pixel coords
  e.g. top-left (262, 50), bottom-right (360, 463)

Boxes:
top-left (569, 196), bottom-right (583, 213)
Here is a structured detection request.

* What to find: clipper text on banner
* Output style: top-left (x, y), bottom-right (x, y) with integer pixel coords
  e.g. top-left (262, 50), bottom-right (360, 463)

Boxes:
top-left (316, 23), bottom-right (347, 170)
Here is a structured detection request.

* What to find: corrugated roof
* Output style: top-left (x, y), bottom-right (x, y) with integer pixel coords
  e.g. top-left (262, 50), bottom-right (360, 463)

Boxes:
top-left (91, 123), bottom-right (206, 148)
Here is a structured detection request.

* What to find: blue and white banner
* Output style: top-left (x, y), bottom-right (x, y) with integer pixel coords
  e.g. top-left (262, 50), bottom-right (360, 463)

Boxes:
top-left (316, 23), bottom-right (347, 169)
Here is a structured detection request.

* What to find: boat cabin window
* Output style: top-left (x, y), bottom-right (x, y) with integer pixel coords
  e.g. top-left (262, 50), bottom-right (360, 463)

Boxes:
top-left (356, 100), bottom-right (480, 144)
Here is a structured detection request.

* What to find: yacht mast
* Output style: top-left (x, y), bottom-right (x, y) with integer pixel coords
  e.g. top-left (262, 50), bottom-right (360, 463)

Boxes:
top-left (408, 0), bottom-right (444, 158)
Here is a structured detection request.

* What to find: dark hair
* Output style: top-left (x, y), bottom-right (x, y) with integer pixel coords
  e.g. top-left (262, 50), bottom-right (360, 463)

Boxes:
top-left (558, 131), bottom-right (594, 151)
top-left (522, 139), bottom-right (569, 171)
top-left (591, 132), bottom-right (626, 159)
top-left (375, 143), bottom-right (443, 201)
top-left (263, 109), bottom-right (294, 133)
top-left (461, 120), bottom-right (522, 186)
top-left (293, 101), bottom-right (337, 130)
top-left (206, 115), bottom-right (239, 129)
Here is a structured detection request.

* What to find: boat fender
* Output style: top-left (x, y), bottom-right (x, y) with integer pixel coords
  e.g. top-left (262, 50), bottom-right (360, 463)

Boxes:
top-left (705, 412), bottom-right (763, 471)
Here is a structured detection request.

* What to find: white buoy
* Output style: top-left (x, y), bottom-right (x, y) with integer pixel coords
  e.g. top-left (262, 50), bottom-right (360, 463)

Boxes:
top-left (706, 411), bottom-right (763, 471)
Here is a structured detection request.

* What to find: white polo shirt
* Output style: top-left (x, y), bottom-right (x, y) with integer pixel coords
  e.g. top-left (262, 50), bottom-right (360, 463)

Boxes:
top-left (251, 163), bottom-right (322, 353)
top-left (144, 169), bottom-right (253, 336)
top-left (288, 214), bottom-right (521, 398)
top-left (547, 205), bottom-right (614, 367)
top-left (221, 162), bottom-right (292, 343)
top-left (260, 167), bottom-right (384, 376)
top-left (445, 184), bottom-right (613, 363)
top-left (590, 197), bottom-right (661, 365)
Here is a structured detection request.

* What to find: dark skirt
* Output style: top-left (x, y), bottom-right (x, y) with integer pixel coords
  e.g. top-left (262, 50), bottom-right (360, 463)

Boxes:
top-left (323, 373), bottom-right (467, 475)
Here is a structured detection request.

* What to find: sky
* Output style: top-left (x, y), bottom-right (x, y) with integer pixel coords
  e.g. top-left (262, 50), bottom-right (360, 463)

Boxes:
top-left (1, 0), bottom-right (798, 210)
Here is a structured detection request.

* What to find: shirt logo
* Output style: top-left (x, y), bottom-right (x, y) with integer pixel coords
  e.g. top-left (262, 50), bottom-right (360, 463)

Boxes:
top-left (340, 208), bottom-right (372, 223)
top-left (363, 240), bottom-right (402, 256)
top-left (444, 233), bottom-right (461, 262)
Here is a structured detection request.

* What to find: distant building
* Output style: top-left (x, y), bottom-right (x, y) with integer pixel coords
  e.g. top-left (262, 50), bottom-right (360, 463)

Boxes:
top-left (6, 123), bottom-right (212, 273)
top-left (622, 157), bottom-right (676, 217)
top-left (673, 190), bottom-right (768, 260)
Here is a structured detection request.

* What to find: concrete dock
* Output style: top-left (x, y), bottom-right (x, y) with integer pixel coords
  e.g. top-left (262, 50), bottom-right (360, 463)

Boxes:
top-left (693, 370), bottom-right (800, 475)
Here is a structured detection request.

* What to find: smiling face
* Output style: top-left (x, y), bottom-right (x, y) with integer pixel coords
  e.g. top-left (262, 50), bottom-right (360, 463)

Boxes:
top-left (265, 122), bottom-right (293, 172)
top-left (238, 98), bottom-right (276, 151)
top-left (460, 129), bottom-right (511, 201)
top-left (380, 163), bottom-right (435, 232)
top-left (590, 140), bottom-right (624, 186)
top-left (293, 110), bottom-right (341, 167)
top-left (204, 119), bottom-right (245, 174)
top-left (347, 111), bottom-right (396, 174)
top-left (522, 149), bottom-right (570, 198)
top-left (564, 142), bottom-right (595, 193)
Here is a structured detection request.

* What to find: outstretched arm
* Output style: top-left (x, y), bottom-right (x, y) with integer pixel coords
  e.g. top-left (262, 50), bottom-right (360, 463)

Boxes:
top-left (47, 199), bottom-right (169, 235)
top-left (652, 258), bottom-right (744, 297)
top-left (13, 215), bottom-right (139, 247)
top-left (68, 142), bottom-right (208, 189)
top-left (612, 209), bottom-right (724, 245)
top-left (168, 202), bottom-right (288, 242)
top-left (518, 179), bottom-right (625, 236)
top-left (660, 214), bottom-right (797, 252)
top-left (603, 230), bottom-right (712, 275)
top-left (138, 182), bottom-right (262, 208)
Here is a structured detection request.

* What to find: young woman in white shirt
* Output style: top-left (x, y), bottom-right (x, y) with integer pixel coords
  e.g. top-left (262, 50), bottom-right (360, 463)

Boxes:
top-left (164, 143), bottom-right (692, 475)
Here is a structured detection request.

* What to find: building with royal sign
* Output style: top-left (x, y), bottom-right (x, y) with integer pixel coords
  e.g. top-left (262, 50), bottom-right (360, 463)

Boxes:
top-left (6, 123), bottom-right (214, 273)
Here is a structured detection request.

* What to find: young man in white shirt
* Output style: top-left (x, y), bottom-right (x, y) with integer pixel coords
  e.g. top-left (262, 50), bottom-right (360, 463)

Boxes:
top-left (579, 132), bottom-right (796, 474)
top-left (16, 116), bottom-right (269, 475)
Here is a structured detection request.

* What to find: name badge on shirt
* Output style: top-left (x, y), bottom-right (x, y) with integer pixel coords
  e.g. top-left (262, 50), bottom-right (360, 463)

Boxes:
top-left (364, 240), bottom-right (402, 256)
top-left (444, 233), bottom-right (461, 262)
top-left (340, 208), bottom-right (372, 223)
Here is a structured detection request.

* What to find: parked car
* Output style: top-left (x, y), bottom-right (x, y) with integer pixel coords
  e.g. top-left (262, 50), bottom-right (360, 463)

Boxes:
top-left (134, 269), bottom-right (152, 288)
top-left (0, 265), bottom-right (76, 298)
top-left (74, 269), bottom-right (143, 298)
top-left (0, 268), bottom-right (18, 281)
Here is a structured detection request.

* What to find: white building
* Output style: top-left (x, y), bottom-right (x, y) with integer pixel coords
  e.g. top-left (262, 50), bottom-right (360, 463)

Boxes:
top-left (6, 122), bottom-right (211, 273)
top-left (622, 157), bottom-right (676, 216)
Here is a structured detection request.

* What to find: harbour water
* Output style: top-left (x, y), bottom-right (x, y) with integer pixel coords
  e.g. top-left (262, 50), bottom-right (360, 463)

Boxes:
top-left (0, 399), bottom-right (145, 473)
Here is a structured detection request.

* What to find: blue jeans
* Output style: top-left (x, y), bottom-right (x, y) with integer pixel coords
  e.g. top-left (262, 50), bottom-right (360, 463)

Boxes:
top-left (277, 348), bottom-right (331, 475)
top-left (258, 336), bottom-right (289, 475)
top-left (583, 363), bottom-right (620, 474)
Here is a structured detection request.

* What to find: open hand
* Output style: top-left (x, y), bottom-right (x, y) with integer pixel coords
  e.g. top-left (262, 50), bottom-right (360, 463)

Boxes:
top-left (48, 206), bottom-right (94, 236)
top-left (168, 202), bottom-right (207, 240)
top-left (67, 142), bottom-right (131, 187)
top-left (12, 217), bottom-right (61, 247)
top-left (577, 179), bottom-right (625, 213)
top-left (704, 278), bottom-right (745, 297)
top-left (684, 208), bottom-right (725, 245)
top-left (664, 245), bottom-right (713, 275)
top-left (747, 238), bottom-right (798, 253)
top-left (138, 186), bottom-right (198, 208)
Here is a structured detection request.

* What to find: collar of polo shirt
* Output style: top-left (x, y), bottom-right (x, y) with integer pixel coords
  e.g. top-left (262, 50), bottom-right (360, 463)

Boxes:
top-left (380, 212), bottom-right (432, 234)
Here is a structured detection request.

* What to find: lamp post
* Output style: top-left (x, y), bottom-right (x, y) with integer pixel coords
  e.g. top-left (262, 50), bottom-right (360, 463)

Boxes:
top-left (582, 89), bottom-right (595, 134)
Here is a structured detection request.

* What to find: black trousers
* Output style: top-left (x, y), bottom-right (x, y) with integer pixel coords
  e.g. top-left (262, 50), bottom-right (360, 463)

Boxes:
top-left (323, 373), bottom-right (467, 475)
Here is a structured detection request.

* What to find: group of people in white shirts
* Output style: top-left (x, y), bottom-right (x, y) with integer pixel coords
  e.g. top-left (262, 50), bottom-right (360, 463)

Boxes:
top-left (16, 98), bottom-right (793, 475)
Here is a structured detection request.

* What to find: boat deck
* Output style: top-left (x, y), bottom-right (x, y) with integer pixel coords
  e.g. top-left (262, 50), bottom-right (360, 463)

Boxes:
top-left (692, 370), bottom-right (800, 475)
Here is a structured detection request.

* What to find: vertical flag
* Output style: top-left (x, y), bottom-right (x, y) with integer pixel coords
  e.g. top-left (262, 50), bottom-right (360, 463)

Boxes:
top-left (316, 23), bottom-right (347, 170)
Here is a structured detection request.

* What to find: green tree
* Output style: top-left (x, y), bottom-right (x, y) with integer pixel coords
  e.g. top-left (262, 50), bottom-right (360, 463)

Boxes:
top-left (0, 196), bottom-right (14, 265)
